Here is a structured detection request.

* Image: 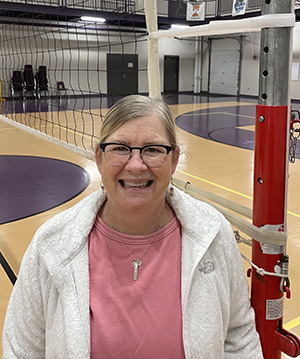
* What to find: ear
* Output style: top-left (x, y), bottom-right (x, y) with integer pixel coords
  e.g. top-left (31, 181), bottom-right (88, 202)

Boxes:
top-left (95, 145), bottom-right (103, 174)
top-left (171, 146), bottom-right (180, 175)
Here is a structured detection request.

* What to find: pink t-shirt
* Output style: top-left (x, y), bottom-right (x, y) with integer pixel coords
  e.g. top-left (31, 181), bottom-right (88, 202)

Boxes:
top-left (88, 215), bottom-right (185, 359)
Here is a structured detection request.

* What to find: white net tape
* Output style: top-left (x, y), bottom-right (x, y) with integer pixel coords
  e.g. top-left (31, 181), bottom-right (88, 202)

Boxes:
top-left (172, 177), bottom-right (287, 247)
top-left (149, 14), bottom-right (295, 39)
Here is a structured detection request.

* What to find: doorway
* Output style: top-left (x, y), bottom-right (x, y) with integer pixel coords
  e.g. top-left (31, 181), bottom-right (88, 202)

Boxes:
top-left (107, 54), bottom-right (138, 96)
top-left (164, 55), bottom-right (179, 93)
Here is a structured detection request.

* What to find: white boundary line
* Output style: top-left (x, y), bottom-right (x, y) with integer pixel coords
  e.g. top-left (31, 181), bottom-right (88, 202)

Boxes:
top-left (0, 114), bottom-right (95, 161)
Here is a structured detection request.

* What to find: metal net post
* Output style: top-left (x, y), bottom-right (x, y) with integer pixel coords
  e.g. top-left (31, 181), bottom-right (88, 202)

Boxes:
top-left (251, 0), bottom-right (300, 357)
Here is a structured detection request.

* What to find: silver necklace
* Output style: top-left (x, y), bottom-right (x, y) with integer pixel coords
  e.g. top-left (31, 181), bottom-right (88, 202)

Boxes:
top-left (107, 209), bottom-right (166, 281)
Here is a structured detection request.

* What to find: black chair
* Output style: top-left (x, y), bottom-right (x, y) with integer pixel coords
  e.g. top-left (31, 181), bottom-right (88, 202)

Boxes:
top-left (36, 65), bottom-right (49, 99)
top-left (23, 64), bottom-right (37, 98)
top-left (57, 81), bottom-right (68, 97)
top-left (10, 71), bottom-right (25, 99)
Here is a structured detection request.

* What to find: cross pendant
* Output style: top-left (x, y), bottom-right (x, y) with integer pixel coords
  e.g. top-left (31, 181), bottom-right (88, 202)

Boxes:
top-left (132, 259), bottom-right (142, 281)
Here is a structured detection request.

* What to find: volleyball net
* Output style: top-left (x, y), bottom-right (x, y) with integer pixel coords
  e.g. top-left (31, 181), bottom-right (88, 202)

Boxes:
top-left (0, 0), bottom-right (293, 258)
top-left (0, 0), bottom-right (148, 156)
top-left (1, 1), bottom-right (300, 356)
top-left (0, 0), bottom-right (296, 227)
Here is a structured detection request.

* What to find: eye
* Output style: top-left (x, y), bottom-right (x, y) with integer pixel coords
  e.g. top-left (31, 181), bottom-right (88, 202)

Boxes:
top-left (109, 145), bottom-right (129, 153)
top-left (143, 146), bottom-right (164, 156)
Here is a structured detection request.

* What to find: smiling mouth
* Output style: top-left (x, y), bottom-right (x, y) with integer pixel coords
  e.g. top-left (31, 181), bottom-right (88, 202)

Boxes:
top-left (120, 180), bottom-right (152, 189)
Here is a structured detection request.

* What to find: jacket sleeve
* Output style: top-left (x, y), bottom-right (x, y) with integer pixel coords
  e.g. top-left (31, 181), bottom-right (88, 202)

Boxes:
top-left (222, 220), bottom-right (263, 359)
top-left (2, 237), bottom-right (46, 358)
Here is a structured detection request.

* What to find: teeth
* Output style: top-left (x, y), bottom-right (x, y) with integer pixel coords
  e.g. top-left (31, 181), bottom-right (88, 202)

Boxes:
top-left (122, 181), bottom-right (150, 189)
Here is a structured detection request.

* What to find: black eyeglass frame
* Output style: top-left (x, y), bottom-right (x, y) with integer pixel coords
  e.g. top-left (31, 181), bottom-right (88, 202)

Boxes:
top-left (99, 142), bottom-right (173, 166)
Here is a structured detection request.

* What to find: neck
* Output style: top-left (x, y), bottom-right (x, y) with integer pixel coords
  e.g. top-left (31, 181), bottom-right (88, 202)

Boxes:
top-left (100, 200), bottom-right (173, 235)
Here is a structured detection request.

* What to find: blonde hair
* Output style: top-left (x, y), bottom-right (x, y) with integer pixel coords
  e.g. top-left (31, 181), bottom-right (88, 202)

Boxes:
top-left (99, 95), bottom-right (178, 149)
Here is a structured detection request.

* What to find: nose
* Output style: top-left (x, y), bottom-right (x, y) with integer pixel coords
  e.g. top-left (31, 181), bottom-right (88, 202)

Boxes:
top-left (125, 149), bottom-right (147, 171)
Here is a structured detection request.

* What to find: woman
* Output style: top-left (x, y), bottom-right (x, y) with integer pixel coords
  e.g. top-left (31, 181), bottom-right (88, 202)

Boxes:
top-left (3, 95), bottom-right (263, 358)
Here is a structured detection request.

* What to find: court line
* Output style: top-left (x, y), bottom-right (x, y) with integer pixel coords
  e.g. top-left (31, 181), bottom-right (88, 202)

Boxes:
top-left (177, 169), bottom-right (253, 199)
top-left (0, 251), bottom-right (16, 285)
top-left (176, 169), bottom-right (300, 219)
top-left (284, 316), bottom-right (300, 331)
top-left (181, 111), bottom-right (255, 120)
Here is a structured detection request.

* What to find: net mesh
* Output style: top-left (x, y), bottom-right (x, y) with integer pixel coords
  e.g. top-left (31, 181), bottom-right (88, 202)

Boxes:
top-left (0, 0), bottom-right (147, 151)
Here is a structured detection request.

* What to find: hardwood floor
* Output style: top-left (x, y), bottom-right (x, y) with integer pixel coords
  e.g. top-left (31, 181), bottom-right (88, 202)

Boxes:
top-left (1, 95), bottom-right (300, 358)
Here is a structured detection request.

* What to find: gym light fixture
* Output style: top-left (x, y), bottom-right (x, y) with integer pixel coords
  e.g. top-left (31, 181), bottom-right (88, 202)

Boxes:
top-left (171, 24), bottom-right (189, 29)
top-left (81, 16), bottom-right (106, 23)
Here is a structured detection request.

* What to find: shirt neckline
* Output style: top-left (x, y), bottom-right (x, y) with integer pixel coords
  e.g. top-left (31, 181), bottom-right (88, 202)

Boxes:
top-left (93, 215), bottom-right (180, 246)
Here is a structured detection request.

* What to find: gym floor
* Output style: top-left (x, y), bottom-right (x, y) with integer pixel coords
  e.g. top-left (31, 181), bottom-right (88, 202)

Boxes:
top-left (1, 93), bottom-right (300, 357)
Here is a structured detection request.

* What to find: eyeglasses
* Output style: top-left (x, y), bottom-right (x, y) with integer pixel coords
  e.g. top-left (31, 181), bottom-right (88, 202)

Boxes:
top-left (99, 142), bottom-right (173, 167)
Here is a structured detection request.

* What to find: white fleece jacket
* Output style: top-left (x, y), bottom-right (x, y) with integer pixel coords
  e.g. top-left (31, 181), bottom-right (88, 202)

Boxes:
top-left (2, 187), bottom-right (263, 359)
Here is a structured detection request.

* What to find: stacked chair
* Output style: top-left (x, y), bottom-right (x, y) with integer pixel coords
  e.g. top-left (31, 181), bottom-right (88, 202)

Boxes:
top-left (36, 65), bottom-right (49, 99)
top-left (10, 70), bottom-right (25, 99)
top-left (23, 64), bottom-right (37, 99)
top-left (10, 65), bottom-right (50, 100)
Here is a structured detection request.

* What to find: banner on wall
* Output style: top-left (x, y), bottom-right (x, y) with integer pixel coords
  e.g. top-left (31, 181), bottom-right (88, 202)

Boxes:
top-left (232, 0), bottom-right (247, 16)
top-left (186, 2), bottom-right (205, 21)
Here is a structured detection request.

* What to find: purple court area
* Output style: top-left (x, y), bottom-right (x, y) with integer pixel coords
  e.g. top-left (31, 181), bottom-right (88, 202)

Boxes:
top-left (0, 155), bottom-right (90, 224)
top-left (175, 104), bottom-right (300, 158)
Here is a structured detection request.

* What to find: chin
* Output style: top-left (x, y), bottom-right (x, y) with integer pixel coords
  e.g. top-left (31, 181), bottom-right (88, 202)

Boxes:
top-left (118, 193), bottom-right (155, 211)
top-left (123, 198), bottom-right (150, 210)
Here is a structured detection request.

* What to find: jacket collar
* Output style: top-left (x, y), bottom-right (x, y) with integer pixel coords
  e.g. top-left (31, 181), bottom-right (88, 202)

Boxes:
top-left (167, 186), bottom-right (222, 248)
top-left (39, 186), bottom-right (222, 272)
top-left (38, 190), bottom-right (105, 268)
top-left (167, 186), bottom-right (223, 306)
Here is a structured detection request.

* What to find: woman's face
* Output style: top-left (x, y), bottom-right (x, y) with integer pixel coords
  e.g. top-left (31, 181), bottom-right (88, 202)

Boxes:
top-left (95, 115), bottom-right (179, 213)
